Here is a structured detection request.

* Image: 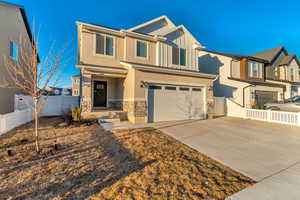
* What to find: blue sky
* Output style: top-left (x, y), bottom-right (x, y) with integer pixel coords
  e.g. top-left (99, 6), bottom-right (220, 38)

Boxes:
top-left (7, 0), bottom-right (300, 87)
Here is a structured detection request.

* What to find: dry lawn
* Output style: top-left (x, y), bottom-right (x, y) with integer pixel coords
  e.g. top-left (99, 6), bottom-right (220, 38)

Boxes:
top-left (0, 117), bottom-right (255, 200)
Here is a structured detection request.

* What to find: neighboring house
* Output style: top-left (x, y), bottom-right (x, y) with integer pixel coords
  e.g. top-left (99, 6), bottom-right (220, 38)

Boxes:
top-left (71, 75), bottom-right (80, 96)
top-left (251, 46), bottom-right (300, 99)
top-left (43, 87), bottom-right (72, 96)
top-left (76, 15), bottom-right (217, 123)
top-left (199, 46), bottom-right (300, 109)
top-left (0, 1), bottom-right (36, 114)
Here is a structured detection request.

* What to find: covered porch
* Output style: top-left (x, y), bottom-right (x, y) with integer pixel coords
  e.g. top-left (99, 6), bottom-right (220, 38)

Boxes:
top-left (78, 64), bottom-right (127, 113)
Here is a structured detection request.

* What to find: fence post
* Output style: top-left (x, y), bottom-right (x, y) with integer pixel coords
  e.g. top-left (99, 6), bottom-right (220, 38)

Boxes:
top-left (266, 110), bottom-right (271, 122)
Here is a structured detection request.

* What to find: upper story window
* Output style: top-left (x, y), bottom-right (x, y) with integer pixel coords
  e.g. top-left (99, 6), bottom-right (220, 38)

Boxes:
top-left (172, 47), bottom-right (186, 66)
top-left (136, 40), bottom-right (148, 58)
top-left (10, 41), bottom-right (18, 60)
top-left (248, 61), bottom-right (263, 78)
top-left (290, 68), bottom-right (294, 81)
top-left (95, 34), bottom-right (114, 56)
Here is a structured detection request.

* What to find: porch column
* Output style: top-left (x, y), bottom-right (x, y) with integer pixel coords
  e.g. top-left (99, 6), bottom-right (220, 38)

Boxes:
top-left (81, 73), bottom-right (92, 113)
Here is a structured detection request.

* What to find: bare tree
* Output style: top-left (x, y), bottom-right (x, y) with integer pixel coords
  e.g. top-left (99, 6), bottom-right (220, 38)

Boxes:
top-left (0, 33), bottom-right (69, 153)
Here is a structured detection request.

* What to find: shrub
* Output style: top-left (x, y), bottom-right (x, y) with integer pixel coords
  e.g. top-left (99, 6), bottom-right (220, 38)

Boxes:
top-left (72, 107), bottom-right (82, 122)
top-left (62, 109), bottom-right (72, 124)
top-left (251, 103), bottom-right (260, 109)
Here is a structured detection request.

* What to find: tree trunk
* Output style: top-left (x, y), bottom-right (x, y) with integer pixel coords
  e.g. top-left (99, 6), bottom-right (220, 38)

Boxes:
top-left (34, 98), bottom-right (40, 153)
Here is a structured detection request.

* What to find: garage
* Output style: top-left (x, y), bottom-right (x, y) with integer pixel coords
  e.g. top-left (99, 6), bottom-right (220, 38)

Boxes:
top-left (255, 90), bottom-right (278, 109)
top-left (147, 84), bottom-right (205, 122)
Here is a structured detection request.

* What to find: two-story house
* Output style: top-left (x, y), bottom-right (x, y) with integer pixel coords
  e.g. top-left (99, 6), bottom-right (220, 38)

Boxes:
top-left (0, 1), bottom-right (36, 114)
top-left (199, 47), bottom-right (300, 109)
top-left (76, 16), bottom-right (217, 123)
top-left (252, 46), bottom-right (300, 99)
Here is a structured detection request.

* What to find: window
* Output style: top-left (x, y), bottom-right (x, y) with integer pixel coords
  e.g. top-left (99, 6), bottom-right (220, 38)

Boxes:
top-left (96, 34), bottom-right (114, 56)
top-left (10, 41), bottom-right (18, 60)
top-left (165, 86), bottom-right (176, 90)
top-left (290, 68), bottom-right (294, 81)
top-left (172, 47), bottom-right (186, 66)
top-left (179, 87), bottom-right (189, 91)
top-left (248, 61), bottom-right (263, 78)
top-left (136, 40), bottom-right (147, 58)
top-left (192, 88), bottom-right (202, 92)
top-left (149, 85), bottom-right (161, 90)
top-left (180, 48), bottom-right (186, 66)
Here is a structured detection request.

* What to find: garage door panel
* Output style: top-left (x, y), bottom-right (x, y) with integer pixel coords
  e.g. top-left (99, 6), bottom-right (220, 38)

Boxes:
top-left (148, 85), bottom-right (205, 122)
top-left (255, 90), bottom-right (278, 109)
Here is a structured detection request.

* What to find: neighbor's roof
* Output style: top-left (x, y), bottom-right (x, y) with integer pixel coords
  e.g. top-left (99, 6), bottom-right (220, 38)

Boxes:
top-left (251, 46), bottom-right (286, 63)
top-left (201, 49), bottom-right (269, 63)
top-left (72, 75), bottom-right (80, 78)
top-left (0, 1), bottom-right (39, 62)
top-left (278, 54), bottom-right (296, 66)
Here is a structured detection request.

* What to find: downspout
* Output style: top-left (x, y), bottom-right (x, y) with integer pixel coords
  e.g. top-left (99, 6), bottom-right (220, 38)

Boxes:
top-left (242, 84), bottom-right (254, 108)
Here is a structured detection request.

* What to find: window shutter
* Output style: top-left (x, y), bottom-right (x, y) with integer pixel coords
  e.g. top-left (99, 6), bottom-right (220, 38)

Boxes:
top-left (172, 47), bottom-right (179, 65)
top-left (96, 34), bottom-right (104, 54)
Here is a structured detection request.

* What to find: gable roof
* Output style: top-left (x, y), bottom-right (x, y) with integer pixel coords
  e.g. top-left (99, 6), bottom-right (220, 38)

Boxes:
top-left (251, 46), bottom-right (286, 63)
top-left (201, 49), bottom-right (269, 63)
top-left (127, 15), bottom-right (202, 46)
top-left (163, 25), bottom-right (201, 45)
top-left (278, 54), bottom-right (295, 66)
top-left (127, 15), bottom-right (176, 32)
top-left (0, 1), bottom-right (39, 62)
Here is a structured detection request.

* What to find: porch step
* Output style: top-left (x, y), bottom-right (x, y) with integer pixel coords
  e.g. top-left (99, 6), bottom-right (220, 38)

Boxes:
top-left (98, 111), bottom-right (127, 123)
top-left (99, 118), bottom-right (121, 123)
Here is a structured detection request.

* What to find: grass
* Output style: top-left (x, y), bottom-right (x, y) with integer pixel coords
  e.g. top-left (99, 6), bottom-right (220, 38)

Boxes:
top-left (0, 117), bottom-right (255, 199)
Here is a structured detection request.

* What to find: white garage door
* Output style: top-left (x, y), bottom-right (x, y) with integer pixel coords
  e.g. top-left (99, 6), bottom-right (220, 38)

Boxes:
top-left (148, 84), bottom-right (205, 122)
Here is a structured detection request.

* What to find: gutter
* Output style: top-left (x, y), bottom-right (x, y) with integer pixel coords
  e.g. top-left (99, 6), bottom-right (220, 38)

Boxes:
top-left (242, 84), bottom-right (254, 107)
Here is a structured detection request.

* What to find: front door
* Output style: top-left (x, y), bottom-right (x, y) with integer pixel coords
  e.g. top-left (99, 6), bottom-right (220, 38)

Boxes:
top-left (93, 81), bottom-right (107, 107)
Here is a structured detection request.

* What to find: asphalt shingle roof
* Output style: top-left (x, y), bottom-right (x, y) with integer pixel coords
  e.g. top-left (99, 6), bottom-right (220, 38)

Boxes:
top-left (251, 46), bottom-right (284, 62)
top-left (278, 55), bottom-right (295, 66)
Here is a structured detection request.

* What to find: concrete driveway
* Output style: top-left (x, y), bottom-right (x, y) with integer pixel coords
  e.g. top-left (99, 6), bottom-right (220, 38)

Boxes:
top-left (154, 117), bottom-right (300, 200)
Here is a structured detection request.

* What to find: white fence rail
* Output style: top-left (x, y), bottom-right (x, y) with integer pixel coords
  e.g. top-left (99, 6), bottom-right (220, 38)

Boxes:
top-left (0, 108), bottom-right (34, 135)
top-left (226, 98), bottom-right (300, 126)
top-left (15, 95), bottom-right (80, 116)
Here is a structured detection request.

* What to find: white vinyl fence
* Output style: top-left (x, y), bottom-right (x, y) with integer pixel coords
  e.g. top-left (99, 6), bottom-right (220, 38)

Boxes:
top-left (15, 95), bottom-right (80, 116)
top-left (0, 95), bottom-right (80, 135)
top-left (226, 98), bottom-right (300, 126)
top-left (214, 97), bottom-right (225, 116)
top-left (0, 108), bottom-right (34, 135)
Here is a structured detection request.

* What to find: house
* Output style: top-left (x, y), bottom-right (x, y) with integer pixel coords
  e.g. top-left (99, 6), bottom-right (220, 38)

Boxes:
top-left (76, 15), bottom-right (217, 123)
top-left (251, 46), bottom-right (300, 99)
top-left (0, 1), bottom-right (36, 114)
top-left (199, 47), bottom-right (300, 108)
top-left (42, 87), bottom-right (72, 96)
top-left (71, 75), bottom-right (80, 96)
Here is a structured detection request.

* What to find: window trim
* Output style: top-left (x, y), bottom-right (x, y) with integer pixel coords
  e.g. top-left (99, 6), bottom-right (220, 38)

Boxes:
top-left (94, 33), bottom-right (116, 58)
top-left (172, 46), bottom-right (186, 66)
top-left (135, 39), bottom-right (149, 60)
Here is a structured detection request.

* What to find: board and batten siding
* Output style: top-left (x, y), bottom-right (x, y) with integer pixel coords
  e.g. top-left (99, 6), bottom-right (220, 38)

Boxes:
top-left (157, 31), bottom-right (199, 72)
